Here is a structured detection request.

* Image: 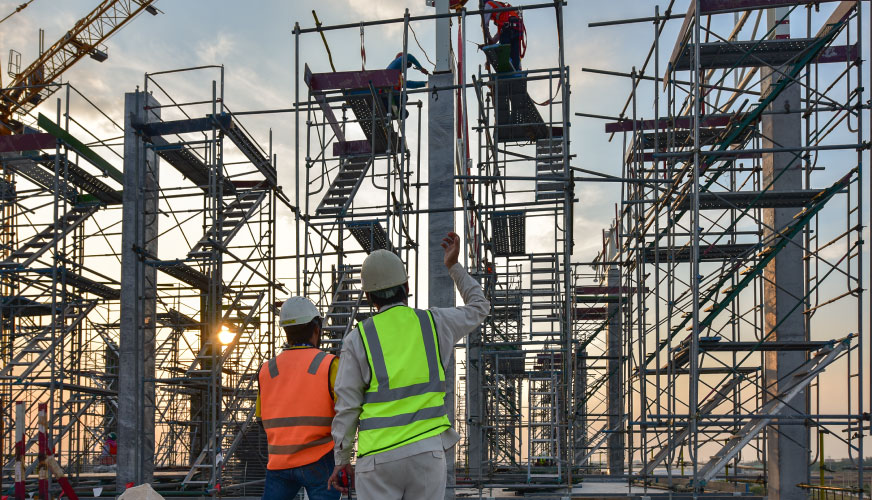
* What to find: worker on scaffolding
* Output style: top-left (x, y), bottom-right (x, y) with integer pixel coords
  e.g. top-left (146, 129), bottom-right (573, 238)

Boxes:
top-left (327, 233), bottom-right (489, 499)
top-left (483, 0), bottom-right (526, 72)
top-left (257, 297), bottom-right (340, 500)
top-left (383, 52), bottom-right (430, 119)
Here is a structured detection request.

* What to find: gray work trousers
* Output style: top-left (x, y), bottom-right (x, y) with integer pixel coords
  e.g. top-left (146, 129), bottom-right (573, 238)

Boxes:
top-left (354, 449), bottom-right (446, 500)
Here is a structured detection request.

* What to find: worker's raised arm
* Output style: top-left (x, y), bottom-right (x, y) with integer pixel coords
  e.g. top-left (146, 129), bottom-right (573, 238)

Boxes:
top-left (429, 232), bottom-right (490, 353)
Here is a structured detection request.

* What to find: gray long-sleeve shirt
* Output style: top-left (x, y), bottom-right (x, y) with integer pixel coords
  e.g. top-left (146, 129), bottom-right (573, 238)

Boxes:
top-left (331, 263), bottom-right (489, 470)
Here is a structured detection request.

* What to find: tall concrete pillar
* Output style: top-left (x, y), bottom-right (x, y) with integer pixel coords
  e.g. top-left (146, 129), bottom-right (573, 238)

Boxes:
top-left (761, 8), bottom-right (808, 500)
top-left (429, 0), bottom-right (456, 497)
top-left (574, 350), bottom-right (588, 467)
top-left (606, 267), bottom-right (624, 475)
top-left (119, 91), bottom-right (160, 489)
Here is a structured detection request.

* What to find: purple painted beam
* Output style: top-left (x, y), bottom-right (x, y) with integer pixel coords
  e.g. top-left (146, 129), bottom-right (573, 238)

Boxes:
top-left (576, 286), bottom-right (648, 295)
top-left (605, 114), bottom-right (741, 134)
top-left (333, 140), bottom-right (372, 157)
top-left (305, 64), bottom-right (401, 92)
top-left (699, 0), bottom-right (840, 15)
top-left (816, 42), bottom-right (859, 64)
top-left (0, 133), bottom-right (55, 153)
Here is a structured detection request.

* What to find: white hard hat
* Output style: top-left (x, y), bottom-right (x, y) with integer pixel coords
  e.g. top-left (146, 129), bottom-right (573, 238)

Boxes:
top-left (279, 296), bottom-right (322, 327)
top-left (360, 250), bottom-right (408, 292)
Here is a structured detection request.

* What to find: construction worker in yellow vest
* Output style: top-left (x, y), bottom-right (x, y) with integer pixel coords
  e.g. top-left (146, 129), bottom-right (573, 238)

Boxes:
top-left (257, 296), bottom-right (340, 500)
top-left (327, 232), bottom-right (489, 499)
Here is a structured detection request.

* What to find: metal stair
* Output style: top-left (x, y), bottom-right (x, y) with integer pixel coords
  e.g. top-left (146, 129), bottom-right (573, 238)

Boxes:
top-left (0, 301), bottom-right (96, 382)
top-left (316, 156), bottom-right (372, 216)
top-left (694, 337), bottom-right (851, 486)
top-left (0, 205), bottom-right (98, 268)
top-left (534, 138), bottom-right (565, 202)
top-left (321, 265), bottom-right (372, 351)
top-left (188, 190), bottom-right (267, 257)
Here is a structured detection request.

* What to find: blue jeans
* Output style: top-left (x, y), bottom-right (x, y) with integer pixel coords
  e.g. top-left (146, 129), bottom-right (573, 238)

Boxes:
top-left (262, 451), bottom-right (340, 500)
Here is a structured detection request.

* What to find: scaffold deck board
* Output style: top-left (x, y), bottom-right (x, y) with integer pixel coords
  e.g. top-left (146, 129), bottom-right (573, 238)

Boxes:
top-left (38, 156), bottom-right (122, 205)
top-left (492, 211), bottom-right (526, 256)
top-left (153, 137), bottom-right (237, 194)
top-left (639, 126), bottom-right (755, 150)
top-left (2, 157), bottom-right (78, 201)
top-left (643, 243), bottom-right (756, 263)
top-left (153, 261), bottom-right (212, 291)
top-left (676, 189), bottom-right (824, 210)
top-left (346, 219), bottom-right (393, 253)
top-left (674, 38), bottom-right (817, 71)
top-left (219, 120), bottom-right (277, 187)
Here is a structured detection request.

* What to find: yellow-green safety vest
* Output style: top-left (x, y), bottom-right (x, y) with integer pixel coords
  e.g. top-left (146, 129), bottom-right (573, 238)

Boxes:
top-left (357, 306), bottom-right (451, 457)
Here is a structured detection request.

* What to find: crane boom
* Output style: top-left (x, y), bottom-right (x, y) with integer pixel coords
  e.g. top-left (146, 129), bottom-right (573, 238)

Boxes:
top-left (0, 0), bottom-right (156, 134)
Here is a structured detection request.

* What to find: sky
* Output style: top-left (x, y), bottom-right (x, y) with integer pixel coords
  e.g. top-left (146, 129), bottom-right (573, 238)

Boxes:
top-left (2, 0), bottom-right (870, 462)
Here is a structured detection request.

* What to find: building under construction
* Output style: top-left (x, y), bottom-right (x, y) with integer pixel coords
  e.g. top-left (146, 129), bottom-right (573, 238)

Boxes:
top-left (0, 0), bottom-right (870, 499)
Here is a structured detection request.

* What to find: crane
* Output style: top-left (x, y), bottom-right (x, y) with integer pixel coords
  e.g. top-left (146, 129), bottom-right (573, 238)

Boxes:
top-left (0, 0), bottom-right (159, 135)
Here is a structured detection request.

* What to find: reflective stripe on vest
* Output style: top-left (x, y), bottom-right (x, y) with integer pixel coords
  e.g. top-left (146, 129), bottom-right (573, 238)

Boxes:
top-left (357, 306), bottom-right (451, 457)
top-left (258, 348), bottom-right (336, 470)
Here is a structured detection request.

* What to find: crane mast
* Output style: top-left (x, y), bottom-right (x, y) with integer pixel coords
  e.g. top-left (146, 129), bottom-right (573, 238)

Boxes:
top-left (0, 0), bottom-right (157, 134)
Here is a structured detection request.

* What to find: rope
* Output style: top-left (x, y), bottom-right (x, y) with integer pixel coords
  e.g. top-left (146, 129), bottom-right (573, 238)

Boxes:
top-left (408, 23), bottom-right (436, 71)
top-left (311, 10), bottom-right (336, 72)
top-left (360, 23), bottom-right (366, 70)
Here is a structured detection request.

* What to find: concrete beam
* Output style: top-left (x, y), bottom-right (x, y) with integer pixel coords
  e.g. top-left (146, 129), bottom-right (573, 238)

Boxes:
top-left (118, 91), bottom-right (160, 490)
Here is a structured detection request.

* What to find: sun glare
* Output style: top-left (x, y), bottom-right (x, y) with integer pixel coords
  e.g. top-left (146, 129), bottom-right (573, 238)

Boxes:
top-left (218, 325), bottom-right (235, 345)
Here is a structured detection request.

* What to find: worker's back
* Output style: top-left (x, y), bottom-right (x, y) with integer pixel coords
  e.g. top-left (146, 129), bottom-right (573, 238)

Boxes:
top-left (356, 305), bottom-right (451, 457)
top-left (258, 348), bottom-right (336, 470)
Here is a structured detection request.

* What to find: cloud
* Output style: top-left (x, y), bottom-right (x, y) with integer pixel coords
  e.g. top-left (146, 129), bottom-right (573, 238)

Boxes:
top-left (196, 33), bottom-right (237, 65)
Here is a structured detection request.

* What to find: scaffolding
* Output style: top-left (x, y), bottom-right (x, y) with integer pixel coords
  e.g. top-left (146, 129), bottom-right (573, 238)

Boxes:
top-left (579, 0), bottom-right (870, 496)
top-left (0, 67), bottom-right (284, 496)
top-left (1, 82), bottom-right (129, 482)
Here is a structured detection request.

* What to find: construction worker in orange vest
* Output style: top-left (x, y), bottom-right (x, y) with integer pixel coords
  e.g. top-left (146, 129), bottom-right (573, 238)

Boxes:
top-left (483, 0), bottom-right (526, 71)
top-left (257, 297), bottom-right (339, 500)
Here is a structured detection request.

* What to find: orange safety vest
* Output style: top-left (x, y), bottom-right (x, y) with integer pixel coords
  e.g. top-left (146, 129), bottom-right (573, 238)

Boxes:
top-left (486, 1), bottom-right (519, 31)
top-left (485, 1), bottom-right (526, 58)
top-left (258, 348), bottom-right (337, 470)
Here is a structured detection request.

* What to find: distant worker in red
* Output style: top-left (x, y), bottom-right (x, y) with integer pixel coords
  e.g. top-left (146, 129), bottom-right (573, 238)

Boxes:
top-left (483, 0), bottom-right (526, 71)
top-left (257, 297), bottom-right (340, 500)
top-left (100, 432), bottom-right (117, 465)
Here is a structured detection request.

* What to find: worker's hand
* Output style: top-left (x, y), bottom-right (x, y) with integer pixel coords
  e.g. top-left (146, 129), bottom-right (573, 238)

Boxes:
top-left (441, 231), bottom-right (460, 269)
top-left (327, 463), bottom-right (353, 494)
top-left (421, 68), bottom-right (431, 76)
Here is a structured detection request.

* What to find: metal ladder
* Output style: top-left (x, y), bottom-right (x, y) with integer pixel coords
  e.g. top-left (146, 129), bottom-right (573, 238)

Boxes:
top-left (527, 360), bottom-right (562, 480)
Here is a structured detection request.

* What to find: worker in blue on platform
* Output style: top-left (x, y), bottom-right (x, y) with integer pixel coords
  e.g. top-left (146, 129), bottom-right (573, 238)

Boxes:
top-left (383, 52), bottom-right (429, 119)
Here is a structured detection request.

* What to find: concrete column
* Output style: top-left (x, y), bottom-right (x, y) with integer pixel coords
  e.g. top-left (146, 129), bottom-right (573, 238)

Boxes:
top-left (761, 8), bottom-right (808, 500)
top-left (429, 69), bottom-right (456, 500)
top-left (606, 267), bottom-right (624, 475)
top-left (574, 350), bottom-right (588, 467)
top-left (119, 91), bottom-right (160, 490)
top-left (466, 325), bottom-right (483, 481)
